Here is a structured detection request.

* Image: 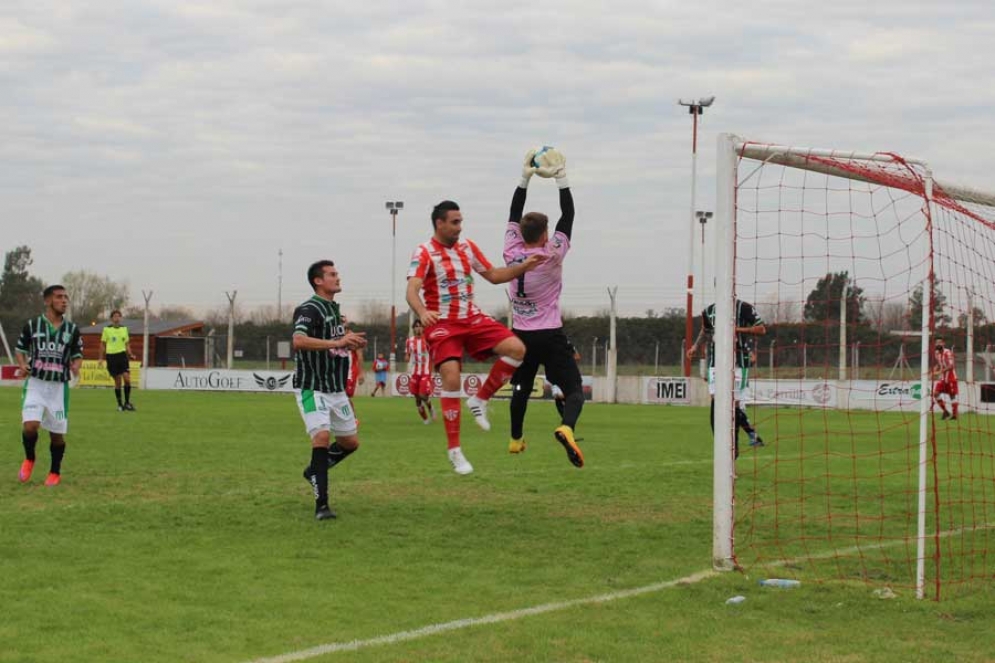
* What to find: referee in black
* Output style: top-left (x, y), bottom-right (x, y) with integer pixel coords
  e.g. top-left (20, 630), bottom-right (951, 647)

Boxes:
top-left (292, 260), bottom-right (367, 521)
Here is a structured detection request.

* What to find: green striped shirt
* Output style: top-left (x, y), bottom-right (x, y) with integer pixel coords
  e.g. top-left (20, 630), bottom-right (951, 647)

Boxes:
top-left (292, 296), bottom-right (349, 393)
top-left (702, 300), bottom-right (763, 370)
top-left (15, 315), bottom-right (83, 382)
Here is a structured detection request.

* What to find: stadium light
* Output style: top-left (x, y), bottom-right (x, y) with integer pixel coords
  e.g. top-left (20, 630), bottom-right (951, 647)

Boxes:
top-left (678, 96), bottom-right (716, 377)
top-left (386, 201), bottom-right (404, 375)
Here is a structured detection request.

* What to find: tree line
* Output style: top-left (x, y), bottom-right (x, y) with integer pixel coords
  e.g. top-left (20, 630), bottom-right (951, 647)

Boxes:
top-left (3, 248), bottom-right (988, 368)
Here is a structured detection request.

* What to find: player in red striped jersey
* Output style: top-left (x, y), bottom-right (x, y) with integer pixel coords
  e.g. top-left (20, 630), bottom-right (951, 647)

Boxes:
top-left (932, 336), bottom-right (959, 420)
top-left (406, 200), bottom-right (546, 474)
top-left (405, 319), bottom-right (435, 423)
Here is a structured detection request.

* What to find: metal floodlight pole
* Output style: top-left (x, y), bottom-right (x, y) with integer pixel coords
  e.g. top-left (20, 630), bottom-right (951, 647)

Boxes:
top-left (386, 201), bottom-right (404, 374)
top-left (678, 95), bottom-right (715, 377)
top-left (696, 210), bottom-right (713, 377)
top-left (277, 248), bottom-right (283, 319)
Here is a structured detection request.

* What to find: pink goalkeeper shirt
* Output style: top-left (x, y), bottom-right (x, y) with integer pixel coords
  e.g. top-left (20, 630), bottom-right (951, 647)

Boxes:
top-left (503, 222), bottom-right (570, 331)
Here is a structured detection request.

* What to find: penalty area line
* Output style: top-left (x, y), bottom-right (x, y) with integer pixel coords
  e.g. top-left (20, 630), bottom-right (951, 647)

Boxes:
top-left (243, 568), bottom-right (718, 663)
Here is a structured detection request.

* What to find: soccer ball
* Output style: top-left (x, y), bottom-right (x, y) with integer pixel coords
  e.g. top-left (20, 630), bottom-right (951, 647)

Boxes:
top-left (531, 145), bottom-right (556, 168)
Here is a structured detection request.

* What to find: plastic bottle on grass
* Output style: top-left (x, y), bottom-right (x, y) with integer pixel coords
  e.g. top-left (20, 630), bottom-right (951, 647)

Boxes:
top-left (725, 595), bottom-right (747, 605)
top-left (758, 578), bottom-right (800, 588)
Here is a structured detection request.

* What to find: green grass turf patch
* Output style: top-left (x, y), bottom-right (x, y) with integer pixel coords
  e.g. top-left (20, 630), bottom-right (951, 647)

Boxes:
top-left (1, 388), bottom-right (993, 662)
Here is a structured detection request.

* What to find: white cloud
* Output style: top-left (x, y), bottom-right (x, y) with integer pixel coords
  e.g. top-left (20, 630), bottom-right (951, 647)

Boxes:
top-left (1, 0), bottom-right (993, 317)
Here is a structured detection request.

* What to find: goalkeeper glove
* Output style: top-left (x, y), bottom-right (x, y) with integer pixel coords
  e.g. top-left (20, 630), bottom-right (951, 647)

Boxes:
top-left (534, 148), bottom-right (569, 188)
top-left (521, 149), bottom-right (537, 188)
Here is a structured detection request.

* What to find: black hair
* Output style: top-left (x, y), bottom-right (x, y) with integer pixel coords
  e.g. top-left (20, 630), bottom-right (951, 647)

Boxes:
top-left (43, 285), bottom-right (65, 299)
top-left (307, 260), bottom-right (335, 290)
top-left (111, 309), bottom-right (122, 317)
top-left (431, 200), bottom-right (460, 228)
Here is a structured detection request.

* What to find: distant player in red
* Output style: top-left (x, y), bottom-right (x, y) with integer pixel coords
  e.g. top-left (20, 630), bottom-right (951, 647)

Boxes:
top-left (405, 320), bottom-right (435, 423)
top-left (407, 200), bottom-right (545, 475)
top-left (932, 336), bottom-right (959, 420)
top-left (371, 354), bottom-right (389, 396)
top-left (346, 348), bottom-right (364, 395)
top-left (342, 316), bottom-right (363, 428)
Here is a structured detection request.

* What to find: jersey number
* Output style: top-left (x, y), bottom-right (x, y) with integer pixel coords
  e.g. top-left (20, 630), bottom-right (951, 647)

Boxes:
top-left (516, 274), bottom-right (527, 298)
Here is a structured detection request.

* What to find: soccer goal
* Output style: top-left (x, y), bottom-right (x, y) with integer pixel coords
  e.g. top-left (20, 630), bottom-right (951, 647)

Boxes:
top-left (712, 133), bottom-right (995, 599)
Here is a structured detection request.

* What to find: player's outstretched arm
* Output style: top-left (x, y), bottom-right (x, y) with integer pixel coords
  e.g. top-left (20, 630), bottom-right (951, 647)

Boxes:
top-left (480, 254), bottom-right (547, 284)
top-left (510, 149), bottom-right (537, 223)
top-left (554, 186), bottom-right (575, 240)
top-left (736, 323), bottom-right (767, 336)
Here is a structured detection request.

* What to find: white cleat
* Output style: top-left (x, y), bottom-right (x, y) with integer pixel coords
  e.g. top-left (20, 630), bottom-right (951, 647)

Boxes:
top-left (448, 447), bottom-right (474, 475)
top-left (465, 396), bottom-right (491, 432)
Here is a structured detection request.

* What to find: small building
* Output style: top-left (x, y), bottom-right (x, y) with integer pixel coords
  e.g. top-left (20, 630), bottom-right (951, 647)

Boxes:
top-left (81, 319), bottom-right (207, 367)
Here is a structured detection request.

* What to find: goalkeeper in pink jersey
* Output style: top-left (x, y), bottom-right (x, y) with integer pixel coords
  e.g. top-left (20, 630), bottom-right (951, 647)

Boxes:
top-left (504, 147), bottom-right (585, 468)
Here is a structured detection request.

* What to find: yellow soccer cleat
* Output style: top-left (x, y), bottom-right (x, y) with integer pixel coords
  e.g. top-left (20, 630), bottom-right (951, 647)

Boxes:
top-left (554, 425), bottom-right (584, 468)
top-left (508, 438), bottom-right (527, 454)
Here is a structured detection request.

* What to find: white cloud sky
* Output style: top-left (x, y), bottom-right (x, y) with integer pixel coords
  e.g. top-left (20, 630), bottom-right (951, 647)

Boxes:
top-left (2, 0), bottom-right (993, 320)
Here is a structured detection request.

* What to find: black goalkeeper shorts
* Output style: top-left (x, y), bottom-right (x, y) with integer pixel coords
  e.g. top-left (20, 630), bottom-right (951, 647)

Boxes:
top-left (510, 328), bottom-right (582, 394)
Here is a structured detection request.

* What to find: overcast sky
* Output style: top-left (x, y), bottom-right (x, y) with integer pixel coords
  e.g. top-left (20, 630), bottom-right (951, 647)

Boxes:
top-left (3, 0), bottom-right (993, 320)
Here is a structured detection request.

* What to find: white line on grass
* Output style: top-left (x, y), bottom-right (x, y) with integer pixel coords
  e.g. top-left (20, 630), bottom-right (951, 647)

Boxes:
top-left (244, 518), bottom-right (994, 662)
top-left (242, 568), bottom-right (718, 663)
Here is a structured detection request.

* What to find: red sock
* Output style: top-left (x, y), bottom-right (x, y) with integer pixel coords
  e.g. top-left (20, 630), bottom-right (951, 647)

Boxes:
top-left (417, 403), bottom-right (428, 421)
top-left (441, 394), bottom-right (461, 450)
top-left (937, 400), bottom-right (949, 414)
top-left (476, 357), bottom-right (522, 401)
top-left (952, 402), bottom-right (959, 417)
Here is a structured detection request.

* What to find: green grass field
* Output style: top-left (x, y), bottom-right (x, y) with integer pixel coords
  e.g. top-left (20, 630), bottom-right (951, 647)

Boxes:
top-left (1, 389), bottom-right (994, 662)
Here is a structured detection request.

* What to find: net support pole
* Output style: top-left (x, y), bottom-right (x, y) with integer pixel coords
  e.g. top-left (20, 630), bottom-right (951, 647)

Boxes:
top-left (915, 173), bottom-right (935, 600)
top-left (839, 293), bottom-right (847, 380)
top-left (712, 134), bottom-right (737, 570)
top-left (966, 290), bottom-right (975, 393)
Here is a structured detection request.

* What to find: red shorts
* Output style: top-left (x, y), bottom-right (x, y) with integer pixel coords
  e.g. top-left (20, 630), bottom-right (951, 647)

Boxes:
top-left (409, 373), bottom-right (434, 398)
top-left (934, 378), bottom-right (959, 397)
top-left (424, 314), bottom-right (515, 366)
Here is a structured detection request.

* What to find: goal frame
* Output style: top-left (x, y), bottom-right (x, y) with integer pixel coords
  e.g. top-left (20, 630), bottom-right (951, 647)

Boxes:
top-left (710, 133), bottom-right (995, 598)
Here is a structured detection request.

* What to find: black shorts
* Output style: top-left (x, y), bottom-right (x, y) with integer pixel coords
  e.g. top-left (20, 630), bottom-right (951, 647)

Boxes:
top-left (510, 328), bottom-right (582, 395)
top-left (106, 352), bottom-right (130, 377)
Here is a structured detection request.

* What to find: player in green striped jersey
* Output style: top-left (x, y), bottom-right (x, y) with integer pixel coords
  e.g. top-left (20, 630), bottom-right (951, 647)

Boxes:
top-left (14, 285), bottom-right (83, 487)
top-left (293, 260), bottom-right (367, 521)
top-left (687, 299), bottom-right (767, 459)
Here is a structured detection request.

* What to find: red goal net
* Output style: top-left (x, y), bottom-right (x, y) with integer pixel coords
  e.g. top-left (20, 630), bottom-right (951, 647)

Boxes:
top-left (715, 136), bottom-right (995, 599)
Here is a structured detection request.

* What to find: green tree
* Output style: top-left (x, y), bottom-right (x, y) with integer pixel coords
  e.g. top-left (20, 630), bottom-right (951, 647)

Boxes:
top-left (0, 246), bottom-right (45, 344)
top-left (956, 307), bottom-right (987, 329)
top-left (909, 283), bottom-right (951, 330)
top-left (803, 271), bottom-right (866, 323)
top-left (61, 270), bottom-right (130, 324)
